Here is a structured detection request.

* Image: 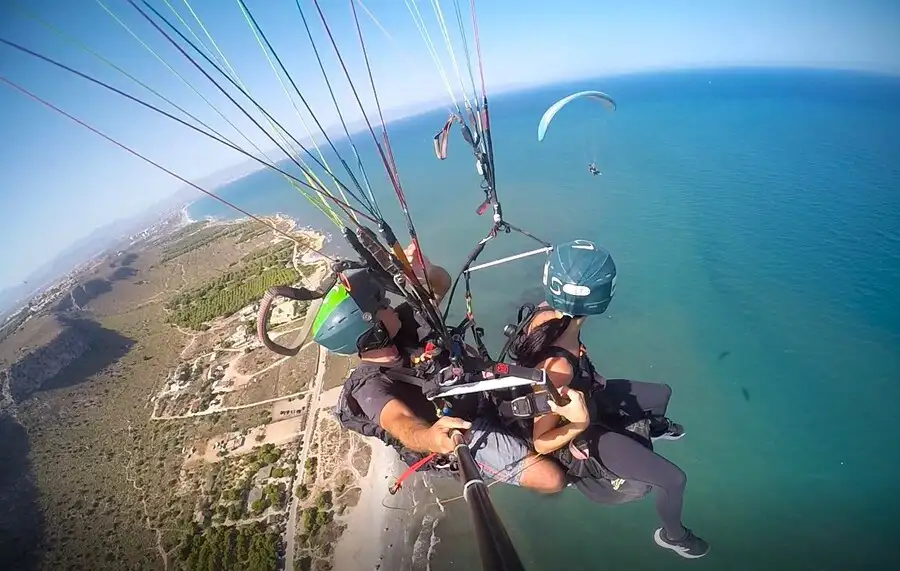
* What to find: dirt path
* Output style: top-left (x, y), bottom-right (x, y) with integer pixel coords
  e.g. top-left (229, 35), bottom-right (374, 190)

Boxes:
top-left (124, 422), bottom-right (169, 571)
top-left (151, 389), bottom-right (309, 420)
top-left (176, 326), bottom-right (201, 359)
top-left (285, 346), bottom-right (328, 571)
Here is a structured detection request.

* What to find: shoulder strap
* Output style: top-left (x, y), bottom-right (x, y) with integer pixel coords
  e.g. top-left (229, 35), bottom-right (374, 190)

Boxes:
top-left (382, 366), bottom-right (426, 388)
top-left (533, 345), bottom-right (581, 374)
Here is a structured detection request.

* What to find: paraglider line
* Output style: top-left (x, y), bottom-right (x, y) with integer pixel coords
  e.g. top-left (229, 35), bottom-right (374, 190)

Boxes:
top-left (0, 38), bottom-right (376, 225)
top-left (0, 75), bottom-right (336, 262)
top-left (14, 4), bottom-right (238, 159)
top-left (128, 0), bottom-right (378, 219)
top-left (347, 0), bottom-right (433, 291)
top-left (427, 0), bottom-right (476, 117)
top-left (237, 0), bottom-right (378, 220)
top-left (468, 0), bottom-right (487, 102)
top-left (162, 0), bottom-right (344, 227)
top-left (355, 0), bottom-right (457, 117)
top-left (451, 0), bottom-right (481, 111)
top-left (93, 0), bottom-right (304, 208)
top-left (296, 0), bottom-right (383, 220)
top-left (309, 0), bottom-right (439, 311)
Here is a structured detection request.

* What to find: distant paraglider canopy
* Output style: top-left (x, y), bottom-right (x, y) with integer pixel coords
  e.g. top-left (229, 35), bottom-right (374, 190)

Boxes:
top-left (537, 90), bottom-right (617, 142)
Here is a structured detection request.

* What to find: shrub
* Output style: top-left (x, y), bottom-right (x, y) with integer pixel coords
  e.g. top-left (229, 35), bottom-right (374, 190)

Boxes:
top-left (315, 491), bottom-right (332, 510)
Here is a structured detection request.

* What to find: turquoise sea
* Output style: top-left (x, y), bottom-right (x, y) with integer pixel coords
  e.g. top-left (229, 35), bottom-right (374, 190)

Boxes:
top-left (191, 68), bottom-right (900, 570)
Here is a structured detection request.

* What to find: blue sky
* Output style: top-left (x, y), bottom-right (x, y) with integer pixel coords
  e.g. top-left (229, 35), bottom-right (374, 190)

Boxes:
top-left (0, 0), bottom-right (898, 291)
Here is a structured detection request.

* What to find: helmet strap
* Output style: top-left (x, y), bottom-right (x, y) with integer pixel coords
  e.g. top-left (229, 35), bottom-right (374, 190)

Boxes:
top-left (356, 320), bottom-right (393, 353)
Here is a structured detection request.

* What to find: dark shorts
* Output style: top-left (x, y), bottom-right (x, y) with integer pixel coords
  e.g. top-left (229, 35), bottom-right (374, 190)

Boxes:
top-left (466, 417), bottom-right (533, 486)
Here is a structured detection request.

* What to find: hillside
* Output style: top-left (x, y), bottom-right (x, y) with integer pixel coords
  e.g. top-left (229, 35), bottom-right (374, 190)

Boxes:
top-left (0, 216), bottom-right (328, 571)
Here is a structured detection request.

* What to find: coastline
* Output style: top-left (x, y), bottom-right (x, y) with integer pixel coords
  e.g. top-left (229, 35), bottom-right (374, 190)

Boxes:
top-left (333, 442), bottom-right (402, 571)
top-left (173, 209), bottom-right (327, 259)
top-left (332, 442), bottom-right (455, 571)
top-left (179, 204), bottom-right (195, 225)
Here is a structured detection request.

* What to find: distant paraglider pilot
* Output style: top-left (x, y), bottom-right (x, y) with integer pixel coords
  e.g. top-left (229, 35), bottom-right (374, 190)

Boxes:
top-left (588, 162), bottom-right (600, 176)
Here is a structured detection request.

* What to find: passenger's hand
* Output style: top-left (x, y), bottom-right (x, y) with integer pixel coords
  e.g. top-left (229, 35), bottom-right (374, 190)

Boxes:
top-left (425, 416), bottom-right (471, 454)
top-left (548, 387), bottom-right (589, 425)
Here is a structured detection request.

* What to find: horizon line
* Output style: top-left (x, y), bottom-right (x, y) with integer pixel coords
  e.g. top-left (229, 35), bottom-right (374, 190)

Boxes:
top-left (192, 62), bottom-right (900, 194)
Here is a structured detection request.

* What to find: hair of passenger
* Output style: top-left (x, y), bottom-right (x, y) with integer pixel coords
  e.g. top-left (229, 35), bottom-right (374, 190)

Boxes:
top-left (509, 315), bottom-right (573, 367)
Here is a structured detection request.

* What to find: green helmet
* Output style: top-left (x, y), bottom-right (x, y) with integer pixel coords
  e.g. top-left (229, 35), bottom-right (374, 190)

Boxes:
top-left (311, 269), bottom-right (390, 355)
top-left (543, 240), bottom-right (617, 316)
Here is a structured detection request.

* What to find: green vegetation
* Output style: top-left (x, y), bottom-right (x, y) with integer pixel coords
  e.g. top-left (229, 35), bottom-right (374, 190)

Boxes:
top-left (263, 483), bottom-right (286, 509)
top-left (295, 483), bottom-right (309, 500)
top-left (300, 506), bottom-right (332, 538)
top-left (161, 221), bottom-right (205, 246)
top-left (305, 456), bottom-right (317, 480)
top-left (165, 243), bottom-right (303, 329)
top-left (315, 490), bottom-right (332, 510)
top-left (250, 497), bottom-right (269, 514)
top-left (161, 221), bottom-right (270, 263)
top-left (255, 443), bottom-right (282, 466)
top-left (228, 502), bottom-right (244, 521)
top-left (176, 521), bottom-right (279, 571)
top-left (270, 466), bottom-right (292, 478)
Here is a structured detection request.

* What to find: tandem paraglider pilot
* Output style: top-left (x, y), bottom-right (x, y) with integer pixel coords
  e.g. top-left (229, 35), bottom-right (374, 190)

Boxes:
top-left (310, 243), bottom-right (567, 494)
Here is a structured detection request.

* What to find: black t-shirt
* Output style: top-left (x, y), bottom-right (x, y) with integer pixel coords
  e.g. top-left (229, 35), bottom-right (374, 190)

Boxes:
top-left (349, 302), bottom-right (440, 425)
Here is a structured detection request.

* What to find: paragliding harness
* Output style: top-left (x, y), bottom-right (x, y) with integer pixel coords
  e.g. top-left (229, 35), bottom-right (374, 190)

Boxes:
top-left (333, 362), bottom-right (449, 476)
top-left (494, 302), bottom-right (654, 500)
top-left (333, 345), bottom-right (565, 494)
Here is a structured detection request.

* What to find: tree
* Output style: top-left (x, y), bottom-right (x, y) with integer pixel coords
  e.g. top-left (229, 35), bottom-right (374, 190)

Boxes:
top-left (228, 503), bottom-right (242, 521)
top-left (250, 497), bottom-right (269, 515)
top-left (315, 491), bottom-right (332, 510)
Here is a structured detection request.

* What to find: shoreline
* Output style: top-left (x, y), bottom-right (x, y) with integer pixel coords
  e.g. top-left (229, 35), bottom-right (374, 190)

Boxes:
top-left (174, 209), bottom-right (328, 256)
top-left (333, 442), bottom-right (401, 571)
top-left (333, 441), bottom-right (454, 571)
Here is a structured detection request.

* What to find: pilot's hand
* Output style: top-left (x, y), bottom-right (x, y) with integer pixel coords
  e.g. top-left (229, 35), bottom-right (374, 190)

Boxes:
top-left (425, 416), bottom-right (471, 454)
top-left (405, 242), bottom-right (432, 272)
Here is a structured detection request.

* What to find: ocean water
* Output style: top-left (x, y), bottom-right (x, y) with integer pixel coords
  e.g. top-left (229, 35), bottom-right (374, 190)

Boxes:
top-left (191, 68), bottom-right (900, 570)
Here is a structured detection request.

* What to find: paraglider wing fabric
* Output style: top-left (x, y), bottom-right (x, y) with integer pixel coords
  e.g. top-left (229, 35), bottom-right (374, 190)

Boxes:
top-left (537, 90), bottom-right (617, 142)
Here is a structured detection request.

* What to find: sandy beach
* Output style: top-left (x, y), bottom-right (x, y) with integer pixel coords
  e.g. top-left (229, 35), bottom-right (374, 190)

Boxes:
top-left (333, 442), bottom-right (402, 571)
top-left (332, 438), bottom-right (459, 571)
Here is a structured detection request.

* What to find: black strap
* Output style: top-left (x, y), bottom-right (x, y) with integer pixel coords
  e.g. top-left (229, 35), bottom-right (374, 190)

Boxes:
top-left (382, 366), bottom-right (427, 388)
top-left (496, 391), bottom-right (551, 420)
top-left (533, 345), bottom-right (581, 375)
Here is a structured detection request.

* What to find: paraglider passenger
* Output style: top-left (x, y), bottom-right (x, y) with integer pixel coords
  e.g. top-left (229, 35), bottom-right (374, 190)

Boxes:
top-left (508, 240), bottom-right (710, 559)
top-left (311, 243), bottom-right (566, 494)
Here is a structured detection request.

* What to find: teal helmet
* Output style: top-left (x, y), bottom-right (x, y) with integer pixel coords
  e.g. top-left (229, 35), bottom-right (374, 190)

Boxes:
top-left (543, 240), bottom-right (617, 316)
top-left (311, 269), bottom-right (390, 355)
